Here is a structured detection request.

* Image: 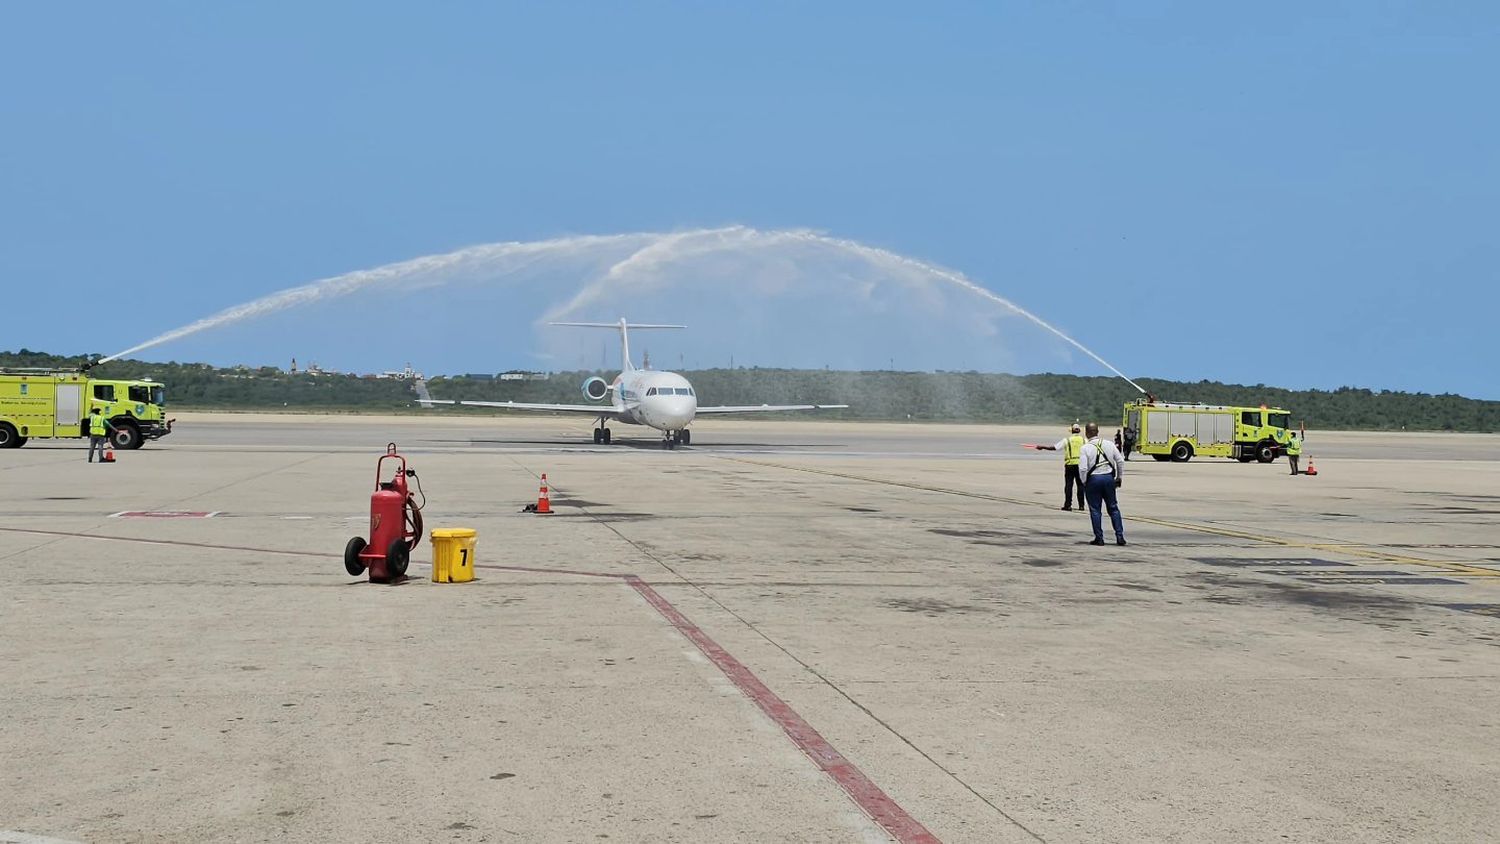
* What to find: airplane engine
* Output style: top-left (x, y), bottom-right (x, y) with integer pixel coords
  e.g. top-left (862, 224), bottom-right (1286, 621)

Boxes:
top-left (582, 376), bottom-right (610, 401)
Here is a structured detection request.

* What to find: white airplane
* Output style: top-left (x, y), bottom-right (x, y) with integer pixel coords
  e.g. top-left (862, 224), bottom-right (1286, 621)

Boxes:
top-left (420, 319), bottom-right (848, 448)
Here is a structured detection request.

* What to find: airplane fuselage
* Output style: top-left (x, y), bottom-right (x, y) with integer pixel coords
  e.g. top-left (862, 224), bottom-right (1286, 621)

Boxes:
top-left (607, 369), bottom-right (698, 432)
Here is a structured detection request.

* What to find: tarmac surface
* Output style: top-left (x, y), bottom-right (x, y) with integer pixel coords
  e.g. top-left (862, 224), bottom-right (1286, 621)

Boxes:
top-left (3, 413), bottom-right (1499, 843)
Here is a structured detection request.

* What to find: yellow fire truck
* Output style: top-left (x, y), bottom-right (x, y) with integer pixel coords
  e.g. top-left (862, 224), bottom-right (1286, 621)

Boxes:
top-left (0, 369), bottom-right (173, 449)
top-left (1123, 399), bottom-right (1293, 463)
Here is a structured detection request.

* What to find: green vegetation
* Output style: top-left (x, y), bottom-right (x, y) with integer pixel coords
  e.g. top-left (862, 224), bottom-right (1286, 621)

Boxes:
top-left (4, 349), bottom-right (1495, 431)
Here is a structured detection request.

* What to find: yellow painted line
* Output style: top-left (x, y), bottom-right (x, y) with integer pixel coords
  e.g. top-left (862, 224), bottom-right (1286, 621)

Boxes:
top-left (722, 457), bottom-right (1500, 580)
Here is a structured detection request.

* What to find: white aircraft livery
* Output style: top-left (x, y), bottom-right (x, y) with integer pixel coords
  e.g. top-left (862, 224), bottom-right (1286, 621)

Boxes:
top-left (421, 319), bottom-right (848, 448)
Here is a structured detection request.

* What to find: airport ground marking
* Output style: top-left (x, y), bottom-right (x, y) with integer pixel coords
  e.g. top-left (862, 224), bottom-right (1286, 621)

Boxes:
top-left (507, 460), bottom-right (950, 844)
top-left (721, 457), bottom-right (1500, 580)
top-left (0, 527), bottom-right (329, 559)
top-left (0, 525), bottom-right (939, 843)
top-left (454, 563), bottom-right (944, 844)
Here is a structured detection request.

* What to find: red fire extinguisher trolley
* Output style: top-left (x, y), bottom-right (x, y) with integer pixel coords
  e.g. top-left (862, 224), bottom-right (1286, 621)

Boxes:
top-left (344, 443), bottom-right (425, 582)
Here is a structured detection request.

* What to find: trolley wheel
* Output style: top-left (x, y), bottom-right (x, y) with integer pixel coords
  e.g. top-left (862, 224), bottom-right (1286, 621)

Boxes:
top-left (344, 537), bottom-right (367, 576)
top-left (386, 538), bottom-right (410, 578)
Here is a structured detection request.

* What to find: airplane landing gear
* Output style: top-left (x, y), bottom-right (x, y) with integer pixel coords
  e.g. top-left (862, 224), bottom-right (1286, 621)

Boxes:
top-left (665, 429), bottom-right (690, 448)
top-left (593, 420), bottom-right (612, 445)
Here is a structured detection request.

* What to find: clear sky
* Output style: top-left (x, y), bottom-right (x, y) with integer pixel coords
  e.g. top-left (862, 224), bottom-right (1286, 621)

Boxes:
top-left (2, 2), bottom-right (1496, 398)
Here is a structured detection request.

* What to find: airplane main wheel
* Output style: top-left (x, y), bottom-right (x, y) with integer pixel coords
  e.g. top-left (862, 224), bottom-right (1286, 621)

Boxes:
top-left (593, 428), bottom-right (603, 444)
top-left (602, 428), bottom-right (611, 444)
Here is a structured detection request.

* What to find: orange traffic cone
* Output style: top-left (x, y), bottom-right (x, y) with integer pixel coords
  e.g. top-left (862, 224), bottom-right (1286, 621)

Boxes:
top-left (533, 473), bottom-right (553, 514)
top-left (102, 446), bottom-right (116, 464)
top-left (1304, 457), bottom-right (1318, 476)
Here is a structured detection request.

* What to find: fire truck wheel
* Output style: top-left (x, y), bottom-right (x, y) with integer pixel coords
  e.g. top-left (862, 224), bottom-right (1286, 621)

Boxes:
top-left (0, 423), bottom-right (20, 449)
top-left (344, 537), bottom-right (367, 576)
top-left (111, 423), bottom-right (143, 450)
top-left (1170, 441), bottom-right (1194, 462)
top-left (386, 539), bottom-right (410, 578)
top-left (1255, 441), bottom-right (1276, 463)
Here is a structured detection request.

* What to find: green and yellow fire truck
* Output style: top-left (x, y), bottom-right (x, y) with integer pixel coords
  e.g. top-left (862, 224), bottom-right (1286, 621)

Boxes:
top-left (0, 369), bottom-right (173, 449)
top-left (1123, 399), bottom-right (1293, 463)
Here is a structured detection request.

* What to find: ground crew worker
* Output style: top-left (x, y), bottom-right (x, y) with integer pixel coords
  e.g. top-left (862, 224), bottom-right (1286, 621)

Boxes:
top-left (1037, 424), bottom-right (1086, 511)
top-left (1286, 431), bottom-right (1303, 475)
top-left (1080, 422), bottom-right (1126, 546)
top-left (1122, 425), bottom-right (1137, 460)
top-left (87, 407), bottom-right (114, 463)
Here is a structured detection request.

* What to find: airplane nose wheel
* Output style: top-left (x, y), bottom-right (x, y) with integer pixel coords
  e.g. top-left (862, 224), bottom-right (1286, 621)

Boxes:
top-left (593, 426), bottom-right (612, 445)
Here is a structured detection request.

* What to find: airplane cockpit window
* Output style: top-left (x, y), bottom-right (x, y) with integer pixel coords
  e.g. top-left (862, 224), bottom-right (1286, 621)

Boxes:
top-left (676, 388), bottom-right (692, 396)
top-left (645, 388), bottom-right (657, 396)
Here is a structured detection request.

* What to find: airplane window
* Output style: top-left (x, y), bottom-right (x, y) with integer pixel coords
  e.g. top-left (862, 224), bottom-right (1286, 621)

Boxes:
top-left (686, 388), bottom-right (695, 396)
top-left (676, 388), bottom-right (691, 395)
top-left (646, 388), bottom-right (656, 396)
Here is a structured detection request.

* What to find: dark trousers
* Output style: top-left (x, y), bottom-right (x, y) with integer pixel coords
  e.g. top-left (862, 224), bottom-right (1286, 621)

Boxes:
top-left (1085, 473), bottom-right (1125, 543)
top-left (1123, 440), bottom-right (1135, 460)
top-left (88, 435), bottom-right (107, 462)
top-left (1063, 464), bottom-right (1084, 509)
top-left (1288, 455), bottom-right (1300, 475)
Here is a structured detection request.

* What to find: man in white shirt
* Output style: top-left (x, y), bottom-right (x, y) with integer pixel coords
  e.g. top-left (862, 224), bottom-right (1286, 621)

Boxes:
top-left (1079, 422), bottom-right (1126, 546)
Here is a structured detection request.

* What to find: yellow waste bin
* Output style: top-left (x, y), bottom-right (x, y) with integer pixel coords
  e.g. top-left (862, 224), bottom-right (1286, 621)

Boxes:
top-left (430, 528), bottom-right (477, 583)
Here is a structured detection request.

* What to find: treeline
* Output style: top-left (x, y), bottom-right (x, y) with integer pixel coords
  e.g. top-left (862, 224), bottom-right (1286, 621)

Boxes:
top-left (0, 349), bottom-right (414, 409)
top-left (3, 349), bottom-right (1496, 431)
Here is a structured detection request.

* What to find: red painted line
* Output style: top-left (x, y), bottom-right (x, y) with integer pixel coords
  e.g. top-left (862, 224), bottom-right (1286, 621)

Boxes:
top-left (625, 574), bottom-right (940, 844)
top-left (1, 533), bottom-right (938, 839)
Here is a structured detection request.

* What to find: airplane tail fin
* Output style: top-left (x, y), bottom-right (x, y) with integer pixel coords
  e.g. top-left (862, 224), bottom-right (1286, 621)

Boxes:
top-left (549, 319), bottom-right (686, 372)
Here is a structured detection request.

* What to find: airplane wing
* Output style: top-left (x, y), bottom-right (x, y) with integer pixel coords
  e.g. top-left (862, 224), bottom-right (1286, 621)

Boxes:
top-left (694, 404), bottom-right (849, 414)
top-left (419, 399), bottom-right (620, 416)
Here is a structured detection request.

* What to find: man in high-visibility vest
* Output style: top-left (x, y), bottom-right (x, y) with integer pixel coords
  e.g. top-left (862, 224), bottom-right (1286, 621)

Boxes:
top-left (1037, 424), bottom-right (1086, 511)
top-left (87, 407), bottom-right (115, 463)
top-left (1286, 431), bottom-right (1303, 475)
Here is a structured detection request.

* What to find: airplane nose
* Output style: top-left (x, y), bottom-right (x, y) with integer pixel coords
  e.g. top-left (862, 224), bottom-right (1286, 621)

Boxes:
top-left (651, 396), bottom-right (694, 427)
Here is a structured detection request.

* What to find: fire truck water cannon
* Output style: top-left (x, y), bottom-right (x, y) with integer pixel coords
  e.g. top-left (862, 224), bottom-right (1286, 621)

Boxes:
top-left (344, 443), bottom-right (426, 582)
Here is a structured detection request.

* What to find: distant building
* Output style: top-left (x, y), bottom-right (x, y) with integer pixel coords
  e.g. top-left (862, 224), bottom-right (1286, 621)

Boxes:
top-left (380, 363), bottom-right (423, 380)
top-left (498, 370), bottom-right (547, 381)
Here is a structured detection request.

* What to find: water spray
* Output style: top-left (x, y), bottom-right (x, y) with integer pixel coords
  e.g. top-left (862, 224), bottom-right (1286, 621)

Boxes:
top-left (97, 226), bottom-right (1146, 394)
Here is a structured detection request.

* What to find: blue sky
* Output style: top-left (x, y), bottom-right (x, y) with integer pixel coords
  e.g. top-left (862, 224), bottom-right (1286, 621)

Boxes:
top-left (2, 2), bottom-right (1496, 398)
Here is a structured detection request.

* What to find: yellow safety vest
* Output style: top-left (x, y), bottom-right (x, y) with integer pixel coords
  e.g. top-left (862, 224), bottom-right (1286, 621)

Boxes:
top-left (1286, 437), bottom-right (1302, 456)
top-left (1063, 434), bottom-right (1084, 466)
top-left (89, 415), bottom-right (107, 437)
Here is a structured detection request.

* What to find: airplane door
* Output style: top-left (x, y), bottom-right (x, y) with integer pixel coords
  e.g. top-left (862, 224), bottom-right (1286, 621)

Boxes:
top-left (55, 383), bottom-right (83, 435)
